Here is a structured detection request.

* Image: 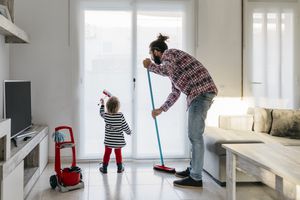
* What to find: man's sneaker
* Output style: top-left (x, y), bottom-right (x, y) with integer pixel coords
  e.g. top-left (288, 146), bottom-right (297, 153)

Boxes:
top-left (117, 163), bottom-right (124, 173)
top-left (175, 167), bottom-right (190, 178)
top-left (99, 163), bottom-right (108, 174)
top-left (173, 176), bottom-right (203, 188)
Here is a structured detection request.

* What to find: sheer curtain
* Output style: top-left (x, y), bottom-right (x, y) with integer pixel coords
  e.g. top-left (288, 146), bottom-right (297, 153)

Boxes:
top-left (77, 0), bottom-right (195, 159)
top-left (244, 1), bottom-right (296, 108)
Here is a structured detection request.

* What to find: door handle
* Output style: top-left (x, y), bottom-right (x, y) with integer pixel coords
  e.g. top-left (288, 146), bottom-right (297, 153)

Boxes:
top-left (251, 82), bottom-right (263, 84)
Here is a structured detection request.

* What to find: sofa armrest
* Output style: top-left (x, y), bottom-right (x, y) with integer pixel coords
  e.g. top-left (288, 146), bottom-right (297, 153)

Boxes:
top-left (219, 115), bottom-right (253, 131)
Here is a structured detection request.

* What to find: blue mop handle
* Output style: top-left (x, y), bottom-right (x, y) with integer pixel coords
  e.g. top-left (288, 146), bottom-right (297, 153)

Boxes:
top-left (147, 69), bottom-right (165, 166)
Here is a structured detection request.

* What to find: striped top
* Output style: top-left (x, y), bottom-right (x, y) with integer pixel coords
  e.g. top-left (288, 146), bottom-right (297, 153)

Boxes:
top-left (100, 105), bottom-right (132, 148)
top-left (148, 48), bottom-right (218, 111)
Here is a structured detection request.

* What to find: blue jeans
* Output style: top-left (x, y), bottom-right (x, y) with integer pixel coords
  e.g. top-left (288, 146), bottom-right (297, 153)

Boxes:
top-left (188, 92), bottom-right (215, 181)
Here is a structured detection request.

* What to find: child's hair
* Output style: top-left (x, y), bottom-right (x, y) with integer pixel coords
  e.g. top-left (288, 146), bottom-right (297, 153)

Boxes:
top-left (106, 96), bottom-right (120, 114)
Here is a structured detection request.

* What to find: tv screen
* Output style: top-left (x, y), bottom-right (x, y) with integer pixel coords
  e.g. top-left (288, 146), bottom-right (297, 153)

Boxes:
top-left (4, 80), bottom-right (32, 138)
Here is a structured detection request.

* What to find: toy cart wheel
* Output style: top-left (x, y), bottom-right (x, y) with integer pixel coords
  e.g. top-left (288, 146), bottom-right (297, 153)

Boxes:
top-left (50, 175), bottom-right (58, 189)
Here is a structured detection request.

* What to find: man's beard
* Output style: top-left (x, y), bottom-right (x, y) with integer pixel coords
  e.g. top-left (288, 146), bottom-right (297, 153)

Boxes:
top-left (153, 55), bottom-right (161, 65)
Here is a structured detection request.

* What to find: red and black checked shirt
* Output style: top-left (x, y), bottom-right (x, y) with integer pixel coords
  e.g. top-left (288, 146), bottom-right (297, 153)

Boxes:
top-left (148, 49), bottom-right (218, 111)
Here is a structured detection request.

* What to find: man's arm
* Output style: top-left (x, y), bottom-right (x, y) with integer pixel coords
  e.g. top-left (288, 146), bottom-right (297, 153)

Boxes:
top-left (148, 62), bottom-right (170, 77)
top-left (145, 50), bottom-right (175, 77)
top-left (160, 83), bottom-right (181, 112)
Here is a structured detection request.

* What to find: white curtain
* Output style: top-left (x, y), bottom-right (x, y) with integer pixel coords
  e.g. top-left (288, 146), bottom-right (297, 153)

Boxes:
top-left (244, 1), bottom-right (296, 108)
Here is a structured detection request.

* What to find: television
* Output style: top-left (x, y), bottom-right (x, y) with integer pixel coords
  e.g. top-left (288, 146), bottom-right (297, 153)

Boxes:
top-left (3, 80), bottom-right (32, 139)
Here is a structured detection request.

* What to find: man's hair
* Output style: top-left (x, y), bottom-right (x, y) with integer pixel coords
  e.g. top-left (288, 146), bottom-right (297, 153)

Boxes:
top-left (106, 96), bottom-right (120, 114)
top-left (149, 33), bottom-right (169, 53)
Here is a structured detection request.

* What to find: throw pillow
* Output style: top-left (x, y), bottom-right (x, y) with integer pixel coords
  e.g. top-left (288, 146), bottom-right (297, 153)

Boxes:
top-left (290, 111), bottom-right (300, 139)
top-left (253, 107), bottom-right (272, 133)
top-left (270, 109), bottom-right (300, 138)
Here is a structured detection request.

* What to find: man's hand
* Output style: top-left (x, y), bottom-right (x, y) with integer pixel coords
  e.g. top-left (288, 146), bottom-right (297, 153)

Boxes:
top-left (152, 108), bottom-right (163, 118)
top-left (143, 58), bottom-right (151, 69)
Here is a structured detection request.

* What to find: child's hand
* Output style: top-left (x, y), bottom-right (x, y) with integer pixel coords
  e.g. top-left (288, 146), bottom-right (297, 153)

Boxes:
top-left (100, 98), bottom-right (104, 105)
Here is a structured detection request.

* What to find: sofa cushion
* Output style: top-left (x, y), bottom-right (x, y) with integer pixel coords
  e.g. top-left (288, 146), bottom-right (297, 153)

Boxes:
top-left (219, 115), bottom-right (253, 131)
top-left (253, 107), bottom-right (272, 133)
top-left (204, 127), bottom-right (263, 156)
top-left (270, 109), bottom-right (300, 139)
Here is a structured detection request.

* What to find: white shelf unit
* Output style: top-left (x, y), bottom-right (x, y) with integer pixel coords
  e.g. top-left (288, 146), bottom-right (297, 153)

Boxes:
top-left (0, 119), bottom-right (10, 162)
top-left (0, 14), bottom-right (29, 43)
top-left (0, 120), bottom-right (48, 200)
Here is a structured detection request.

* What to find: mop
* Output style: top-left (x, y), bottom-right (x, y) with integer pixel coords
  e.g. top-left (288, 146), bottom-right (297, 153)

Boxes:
top-left (147, 69), bottom-right (176, 173)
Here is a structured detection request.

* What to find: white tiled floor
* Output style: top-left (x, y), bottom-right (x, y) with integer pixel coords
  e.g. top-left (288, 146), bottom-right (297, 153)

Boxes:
top-left (26, 161), bottom-right (277, 200)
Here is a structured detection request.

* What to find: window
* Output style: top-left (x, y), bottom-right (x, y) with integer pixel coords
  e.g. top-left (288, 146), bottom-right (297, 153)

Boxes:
top-left (78, 0), bottom-right (195, 159)
top-left (244, 1), bottom-right (295, 108)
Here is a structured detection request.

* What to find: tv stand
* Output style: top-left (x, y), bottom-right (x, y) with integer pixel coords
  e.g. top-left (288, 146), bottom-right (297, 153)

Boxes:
top-left (0, 119), bottom-right (48, 200)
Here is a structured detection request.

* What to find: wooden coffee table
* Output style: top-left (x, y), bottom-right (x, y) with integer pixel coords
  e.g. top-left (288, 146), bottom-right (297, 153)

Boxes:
top-left (222, 143), bottom-right (300, 200)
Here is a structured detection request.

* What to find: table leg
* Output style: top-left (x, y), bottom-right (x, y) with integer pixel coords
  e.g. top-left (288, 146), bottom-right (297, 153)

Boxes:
top-left (226, 150), bottom-right (236, 200)
top-left (275, 175), bottom-right (284, 200)
top-left (296, 185), bottom-right (300, 200)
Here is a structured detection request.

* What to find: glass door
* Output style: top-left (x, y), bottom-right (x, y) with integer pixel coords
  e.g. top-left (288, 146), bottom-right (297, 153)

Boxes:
top-left (135, 2), bottom-right (191, 158)
top-left (79, 0), bottom-right (194, 159)
top-left (80, 7), bottom-right (133, 158)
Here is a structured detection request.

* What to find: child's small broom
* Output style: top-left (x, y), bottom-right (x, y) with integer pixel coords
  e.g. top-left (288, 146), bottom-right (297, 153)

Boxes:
top-left (147, 69), bottom-right (176, 174)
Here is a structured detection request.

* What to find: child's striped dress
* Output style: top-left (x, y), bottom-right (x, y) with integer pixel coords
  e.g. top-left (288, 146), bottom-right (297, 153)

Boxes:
top-left (100, 105), bottom-right (132, 148)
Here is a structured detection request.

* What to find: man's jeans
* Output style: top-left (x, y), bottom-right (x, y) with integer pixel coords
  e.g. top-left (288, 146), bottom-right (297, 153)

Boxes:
top-left (188, 92), bottom-right (215, 181)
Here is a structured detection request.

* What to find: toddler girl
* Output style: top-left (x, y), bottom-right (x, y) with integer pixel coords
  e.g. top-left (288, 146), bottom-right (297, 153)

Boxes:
top-left (99, 96), bottom-right (132, 173)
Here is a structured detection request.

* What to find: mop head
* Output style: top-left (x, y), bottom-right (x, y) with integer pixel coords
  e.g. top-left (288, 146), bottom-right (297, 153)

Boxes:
top-left (153, 164), bottom-right (176, 174)
top-left (52, 131), bottom-right (65, 143)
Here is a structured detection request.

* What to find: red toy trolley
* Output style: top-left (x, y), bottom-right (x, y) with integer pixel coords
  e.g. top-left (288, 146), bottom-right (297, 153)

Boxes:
top-left (49, 126), bottom-right (84, 192)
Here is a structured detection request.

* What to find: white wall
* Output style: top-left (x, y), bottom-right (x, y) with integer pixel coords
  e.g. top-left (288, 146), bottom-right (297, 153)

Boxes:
top-left (0, 36), bottom-right (10, 118)
top-left (10, 0), bottom-right (73, 158)
top-left (197, 0), bottom-right (242, 97)
top-left (197, 0), bottom-right (246, 126)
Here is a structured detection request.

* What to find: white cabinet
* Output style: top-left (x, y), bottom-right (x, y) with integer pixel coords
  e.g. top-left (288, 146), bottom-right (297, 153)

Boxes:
top-left (0, 119), bottom-right (10, 162)
top-left (39, 136), bottom-right (48, 174)
top-left (0, 119), bottom-right (48, 200)
top-left (2, 161), bottom-right (23, 200)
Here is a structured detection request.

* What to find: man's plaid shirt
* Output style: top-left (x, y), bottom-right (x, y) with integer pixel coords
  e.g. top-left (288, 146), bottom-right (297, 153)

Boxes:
top-left (148, 49), bottom-right (218, 111)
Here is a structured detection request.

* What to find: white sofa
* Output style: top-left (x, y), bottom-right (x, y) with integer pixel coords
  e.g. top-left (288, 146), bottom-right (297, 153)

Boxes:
top-left (203, 108), bottom-right (300, 186)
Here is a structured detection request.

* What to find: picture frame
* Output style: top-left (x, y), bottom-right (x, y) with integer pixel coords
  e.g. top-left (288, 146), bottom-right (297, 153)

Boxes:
top-left (0, 4), bottom-right (11, 21)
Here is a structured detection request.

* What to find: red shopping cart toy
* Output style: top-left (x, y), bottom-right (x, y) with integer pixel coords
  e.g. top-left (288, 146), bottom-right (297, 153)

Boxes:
top-left (49, 126), bottom-right (84, 192)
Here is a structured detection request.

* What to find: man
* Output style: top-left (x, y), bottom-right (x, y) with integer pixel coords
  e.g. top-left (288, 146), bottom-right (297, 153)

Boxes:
top-left (143, 34), bottom-right (218, 188)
